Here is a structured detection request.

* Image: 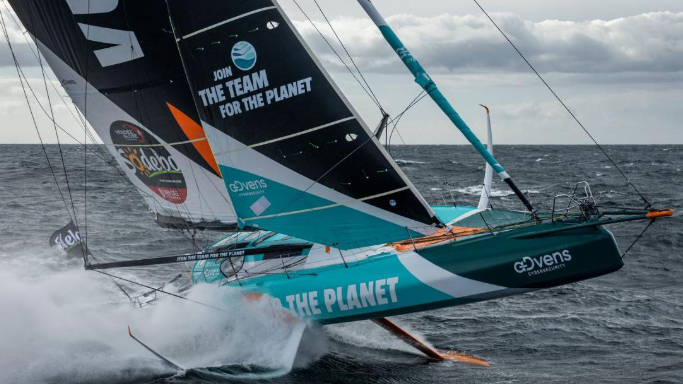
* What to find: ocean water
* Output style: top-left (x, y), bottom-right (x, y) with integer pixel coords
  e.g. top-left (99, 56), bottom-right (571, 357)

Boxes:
top-left (0, 144), bottom-right (681, 383)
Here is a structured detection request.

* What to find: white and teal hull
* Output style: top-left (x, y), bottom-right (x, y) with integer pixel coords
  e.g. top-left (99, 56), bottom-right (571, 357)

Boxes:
top-left (192, 208), bottom-right (624, 325)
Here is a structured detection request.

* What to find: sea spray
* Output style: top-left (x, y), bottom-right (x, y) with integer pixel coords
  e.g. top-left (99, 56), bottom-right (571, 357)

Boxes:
top-left (325, 320), bottom-right (427, 355)
top-left (0, 261), bottom-right (325, 383)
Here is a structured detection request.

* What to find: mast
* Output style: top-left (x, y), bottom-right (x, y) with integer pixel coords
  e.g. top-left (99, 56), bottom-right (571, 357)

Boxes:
top-left (356, 0), bottom-right (536, 214)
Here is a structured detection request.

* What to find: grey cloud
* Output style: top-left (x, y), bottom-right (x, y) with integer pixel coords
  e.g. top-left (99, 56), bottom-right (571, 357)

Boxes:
top-left (0, 43), bottom-right (38, 68)
top-left (294, 11), bottom-right (683, 74)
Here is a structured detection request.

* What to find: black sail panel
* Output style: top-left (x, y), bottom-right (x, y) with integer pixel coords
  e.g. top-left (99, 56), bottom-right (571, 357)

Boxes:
top-left (166, 0), bottom-right (441, 248)
top-left (7, 0), bottom-right (236, 228)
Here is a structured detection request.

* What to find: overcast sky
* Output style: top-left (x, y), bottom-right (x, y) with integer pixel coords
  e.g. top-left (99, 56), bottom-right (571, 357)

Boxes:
top-left (1, 0), bottom-right (682, 144)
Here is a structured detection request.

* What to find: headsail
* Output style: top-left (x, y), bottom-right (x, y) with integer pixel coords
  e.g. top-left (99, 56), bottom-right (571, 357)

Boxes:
top-left (165, 0), bottom-right (441, 249)
top-left (7, 0), bottom-right (237, 229)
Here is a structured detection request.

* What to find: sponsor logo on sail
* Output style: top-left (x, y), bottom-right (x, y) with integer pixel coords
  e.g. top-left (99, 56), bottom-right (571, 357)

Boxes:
top-left (110, 121), bottom-right (188, 204)
top-left (53, 229), bottom-right (81, 251)
top-left (49, 220), bottom-right (92, 258)
top-left (228, 179), bottom-right (268, 197)
top-left (198, 40), bottom-right (313, 117)
top-left (231, 41), bottom-right (257, 71)
top-left (513, 249), bottom-right (572, 276)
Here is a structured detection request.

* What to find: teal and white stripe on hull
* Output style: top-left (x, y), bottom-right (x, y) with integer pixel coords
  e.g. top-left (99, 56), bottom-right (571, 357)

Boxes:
top-left (192, 221), bottom-right (624, 324)
top-left (218, 249), bottom-right (510, 324)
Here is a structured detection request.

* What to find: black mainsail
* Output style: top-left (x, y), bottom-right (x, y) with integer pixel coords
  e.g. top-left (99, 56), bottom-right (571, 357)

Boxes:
top-left (7, 0), bottom-right (236, 229)
top-left (165, 0), bottom-right (441, 249)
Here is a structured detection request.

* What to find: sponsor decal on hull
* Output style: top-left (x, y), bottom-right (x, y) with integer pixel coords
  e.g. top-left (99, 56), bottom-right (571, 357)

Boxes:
top-left (283, 277), bottom-right (400, 317)
top-left (513, 249), bottom-right (572, 276)
top-left (110, 121), bottom-right (188, 204)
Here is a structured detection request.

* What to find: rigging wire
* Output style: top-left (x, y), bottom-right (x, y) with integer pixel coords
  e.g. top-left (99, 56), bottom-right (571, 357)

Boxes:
top-left (92, 269), bottom-right (229, 313)
top-left (24, 7), bottom-right (83, 256)
top-left (311, 0), bottom-right (383, 113)
top-left (1, 0), bottom-right (117, 170)
top-left (291, 0), bottom-right (384, 112)
top-left (4, 17), bottom-right (212, 257)
top-left (120, 1), bottom-right (206, 227)
top-left (621, 219), bottom-right (656, 258)
top-left (0, 10), bottom-right (74, 221)
top-left (82, 0), bottom-right (91, 263)
top-left (472, 0), bottom-right (652, 208)
top-left (387, 90), bottom-right (429, 150)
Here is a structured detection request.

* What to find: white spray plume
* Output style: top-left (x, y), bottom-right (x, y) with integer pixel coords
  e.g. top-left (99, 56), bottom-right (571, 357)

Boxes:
top-left (0, 256), bottom-right (325, 383)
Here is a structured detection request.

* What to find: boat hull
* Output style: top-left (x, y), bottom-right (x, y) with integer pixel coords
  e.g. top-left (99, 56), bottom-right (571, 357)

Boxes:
top-left (197, 223), bottom-right (623, 325)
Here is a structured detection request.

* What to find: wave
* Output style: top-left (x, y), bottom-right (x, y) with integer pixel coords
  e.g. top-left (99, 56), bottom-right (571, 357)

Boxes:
top-left (395, 159), bottom-right (427, 165)
top-left (452, 185), bottom-right (541, 197)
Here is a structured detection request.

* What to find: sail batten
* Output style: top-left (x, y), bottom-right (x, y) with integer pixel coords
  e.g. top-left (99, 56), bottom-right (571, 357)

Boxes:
top-left (241, 186), bottom-right (412, 221)
top-left (213, 116), bottom-right (356, 156)
top-left (180, 7), bottom-right (278, 40)
top-left (166, 0), bottom-right (440, 248)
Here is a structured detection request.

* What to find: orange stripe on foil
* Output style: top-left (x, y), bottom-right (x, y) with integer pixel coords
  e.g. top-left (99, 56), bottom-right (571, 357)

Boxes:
top-left (646, 209), bottom-right (674, 219)
top-left (166, 102), bottom-right (221, 176)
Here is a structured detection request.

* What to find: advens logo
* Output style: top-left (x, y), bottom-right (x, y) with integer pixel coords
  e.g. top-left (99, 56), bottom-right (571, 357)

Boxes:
top-left (231, 41), bottom-right (257, 71)
top-left (514, 249), bottom-right (572, 276)
top-left (229, 179), bottom-right (268, 197)
top-left (110, 121), bottom-right (188, 204)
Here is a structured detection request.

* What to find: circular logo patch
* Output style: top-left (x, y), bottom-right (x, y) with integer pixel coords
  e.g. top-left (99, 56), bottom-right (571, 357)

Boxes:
top-left (231, 41), bottom-right (257, 71)
top-left (110, 121), bottom-right (188, 204)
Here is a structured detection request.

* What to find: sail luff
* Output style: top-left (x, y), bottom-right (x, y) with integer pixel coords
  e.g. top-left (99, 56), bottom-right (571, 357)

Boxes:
top-left (357, 0), bottom-right (535, 213)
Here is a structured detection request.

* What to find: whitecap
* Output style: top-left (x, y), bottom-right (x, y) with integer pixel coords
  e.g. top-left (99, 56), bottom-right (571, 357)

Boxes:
top-left (395, 159), bottom-right (427, 165)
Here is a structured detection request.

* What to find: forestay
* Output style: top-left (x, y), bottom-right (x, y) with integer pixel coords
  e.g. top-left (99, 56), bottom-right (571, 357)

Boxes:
top-left (165, 0), bottom-right (441, 249)
top-left (8, 0), bottom-right (237, 229)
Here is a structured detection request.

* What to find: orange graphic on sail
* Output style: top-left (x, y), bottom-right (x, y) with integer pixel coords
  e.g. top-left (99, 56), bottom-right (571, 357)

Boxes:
top-left (166, 102), bottom-right (221, 176)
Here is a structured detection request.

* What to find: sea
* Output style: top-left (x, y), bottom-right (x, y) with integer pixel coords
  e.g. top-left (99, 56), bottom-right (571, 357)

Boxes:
top-left (0, 144), bottom-right (681, 384)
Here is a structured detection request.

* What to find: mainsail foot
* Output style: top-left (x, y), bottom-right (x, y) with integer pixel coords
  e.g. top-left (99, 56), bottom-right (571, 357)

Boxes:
top-left (371, 318), bottom-right (490, 366)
